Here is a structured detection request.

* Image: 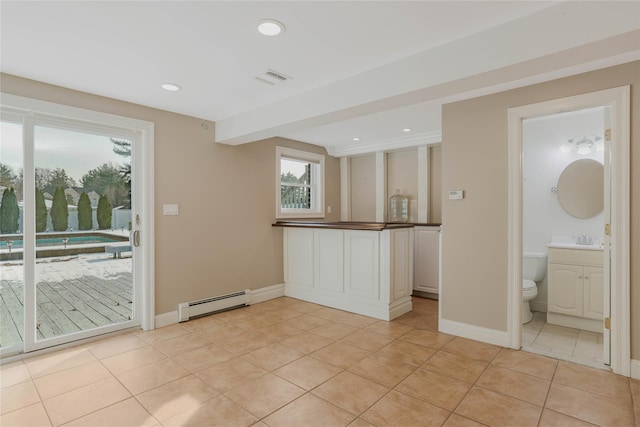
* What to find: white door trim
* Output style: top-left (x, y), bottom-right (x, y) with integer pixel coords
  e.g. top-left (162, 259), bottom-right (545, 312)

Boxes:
top-left (506, 86), bottom-right (630, 376)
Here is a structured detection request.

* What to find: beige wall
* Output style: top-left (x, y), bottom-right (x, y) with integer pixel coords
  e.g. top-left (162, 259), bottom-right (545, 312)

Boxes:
top-left (1, 73), bottom-right (341, 315)
top-left (441, 62), bottom-right (639, 357)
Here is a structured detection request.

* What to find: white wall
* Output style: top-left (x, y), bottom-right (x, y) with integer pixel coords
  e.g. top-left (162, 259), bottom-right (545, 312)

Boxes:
top-left (523, 107), bottom-right (605, 311)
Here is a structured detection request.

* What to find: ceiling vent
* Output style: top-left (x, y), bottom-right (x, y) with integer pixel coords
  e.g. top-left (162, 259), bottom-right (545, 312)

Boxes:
top-left (255, 69), bottom-right (291, 86)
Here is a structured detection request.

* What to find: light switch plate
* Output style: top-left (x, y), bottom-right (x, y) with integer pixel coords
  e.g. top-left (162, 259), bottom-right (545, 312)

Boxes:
top-left (163, 204), bottom-right (179, 215)
top-left (449, 190), bottom-right (464, 200)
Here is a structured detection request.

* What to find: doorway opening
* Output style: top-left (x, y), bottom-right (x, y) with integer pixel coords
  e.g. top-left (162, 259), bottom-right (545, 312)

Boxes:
top-left (522, 106), bottom-right (607, 369)
top-left (507, 86), bottom-right (630, 377)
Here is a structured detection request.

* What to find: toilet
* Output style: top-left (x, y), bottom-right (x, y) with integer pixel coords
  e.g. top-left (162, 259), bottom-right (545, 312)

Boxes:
top-left (522, 252), bottom-right (547, 323)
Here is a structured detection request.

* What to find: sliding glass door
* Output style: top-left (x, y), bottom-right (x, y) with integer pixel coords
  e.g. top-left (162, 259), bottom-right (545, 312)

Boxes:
top-left (1, 102), bottom-right (149, 356)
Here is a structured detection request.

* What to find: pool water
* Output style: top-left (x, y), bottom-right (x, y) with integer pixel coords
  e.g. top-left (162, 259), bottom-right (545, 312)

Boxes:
top-left (0, 236), bottom-right (120, 249)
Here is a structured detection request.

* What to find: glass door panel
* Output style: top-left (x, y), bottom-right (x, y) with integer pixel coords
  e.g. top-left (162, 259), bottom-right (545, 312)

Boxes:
top-left (0, 120), bottom-right (24, 354)
top-left (32, 125), bottom-right (135, 343)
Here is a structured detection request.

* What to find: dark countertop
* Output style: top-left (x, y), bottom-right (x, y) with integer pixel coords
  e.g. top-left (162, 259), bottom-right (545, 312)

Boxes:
top-left (273, 221), bottom-right (416, 231)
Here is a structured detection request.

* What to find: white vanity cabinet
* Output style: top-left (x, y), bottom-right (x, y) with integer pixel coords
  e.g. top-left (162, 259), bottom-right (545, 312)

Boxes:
top-left (547, 247), bottom-right (604, 333)
top-left (413, 226), bottom-right (440, 296)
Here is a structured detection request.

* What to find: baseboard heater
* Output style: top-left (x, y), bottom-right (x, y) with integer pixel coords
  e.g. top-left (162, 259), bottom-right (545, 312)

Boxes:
top-left (178, 289), bottom-right (251, 322)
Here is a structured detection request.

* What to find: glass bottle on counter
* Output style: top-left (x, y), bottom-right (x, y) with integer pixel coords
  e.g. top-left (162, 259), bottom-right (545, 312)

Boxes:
top-left (389, 189), bottom-right (408, 223)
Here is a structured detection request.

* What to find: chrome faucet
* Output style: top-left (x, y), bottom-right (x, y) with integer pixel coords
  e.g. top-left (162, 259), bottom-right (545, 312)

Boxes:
top-left (576, 233), bottom-right (593, 245)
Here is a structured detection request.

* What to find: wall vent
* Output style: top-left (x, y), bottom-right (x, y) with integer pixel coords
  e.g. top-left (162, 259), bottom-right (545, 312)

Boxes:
top-left (178, 290), bottom-right (250, 322)
top-left (255, 69), bottom-right (291, 85)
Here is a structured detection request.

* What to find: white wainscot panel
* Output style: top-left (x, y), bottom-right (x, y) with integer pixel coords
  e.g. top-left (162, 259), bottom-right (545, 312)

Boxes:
top-left (285, 228), bottom-right (314, 287)
top-left (314, 229), bottom-right (343, 292)
top-left (391, 228), bottom-right (412, 302)
top-left (345, 231), bottom-right (380, 300)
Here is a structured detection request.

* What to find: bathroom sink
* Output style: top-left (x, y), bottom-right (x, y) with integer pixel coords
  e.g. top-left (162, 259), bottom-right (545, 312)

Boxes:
top-left (547, 242), bottom-right (604, 251)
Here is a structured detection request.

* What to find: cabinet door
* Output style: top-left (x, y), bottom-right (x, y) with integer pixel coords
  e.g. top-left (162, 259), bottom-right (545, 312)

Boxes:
top-left (548, 263), bottom-right (583, 316)
top-left (583, 266), bottom-right (604, 320)
top-left (414, 229), bottom-right (439, 293)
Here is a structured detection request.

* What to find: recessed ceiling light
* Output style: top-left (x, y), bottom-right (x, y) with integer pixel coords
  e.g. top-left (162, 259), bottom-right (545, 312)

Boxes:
top-left (258, 19), bottom-right (285, 36)
top-left (161, 83), bottom-right (181, 91)
top-left (402, 128), bottom-right (412, 132)
top-left (352, 137), bottom-right (361, 141)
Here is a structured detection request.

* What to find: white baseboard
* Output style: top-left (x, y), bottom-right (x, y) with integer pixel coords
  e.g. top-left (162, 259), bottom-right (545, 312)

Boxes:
top-left (439, 318), bottom-right (510, 348)
top-left (154, 284), bottom-right (286, 329)
top-left (155, 311), bottom-right (178, 328)
top-left (631, 359), bottom-right (640, 380)
top-left (250, 283), bottom-right (285, 304)
top-left (530, 301), bottom-right (547, 313)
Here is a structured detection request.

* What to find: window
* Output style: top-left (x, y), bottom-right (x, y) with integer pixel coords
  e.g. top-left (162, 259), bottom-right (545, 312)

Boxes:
top-left (276, 146), bottom-right (324, 218)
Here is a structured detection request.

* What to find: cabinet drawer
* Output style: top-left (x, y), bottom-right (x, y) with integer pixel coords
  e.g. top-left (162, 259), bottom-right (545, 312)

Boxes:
top-left (548, 248), bottom-right (603, 267)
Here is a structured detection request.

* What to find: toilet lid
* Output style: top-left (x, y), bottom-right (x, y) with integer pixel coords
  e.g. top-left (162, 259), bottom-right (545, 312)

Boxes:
top-left (523, 279), bottom-right (536, 290)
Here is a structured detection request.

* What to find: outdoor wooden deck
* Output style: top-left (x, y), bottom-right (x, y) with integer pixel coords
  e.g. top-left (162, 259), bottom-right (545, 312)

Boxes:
top-left (0, 255), bottom-right (132, 347)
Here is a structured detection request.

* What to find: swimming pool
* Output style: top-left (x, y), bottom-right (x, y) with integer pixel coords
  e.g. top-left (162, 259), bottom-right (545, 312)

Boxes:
top-left (0, 232), bottom-right (130, 261)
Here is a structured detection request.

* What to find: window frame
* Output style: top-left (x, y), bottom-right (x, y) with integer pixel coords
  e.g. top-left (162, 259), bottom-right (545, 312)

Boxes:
top-left (276, 146), bottom-right (325, 219)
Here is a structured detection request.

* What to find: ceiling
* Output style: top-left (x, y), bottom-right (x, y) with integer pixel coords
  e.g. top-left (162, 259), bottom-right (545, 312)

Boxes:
top-left (1, 1), bottom-right (639, 157)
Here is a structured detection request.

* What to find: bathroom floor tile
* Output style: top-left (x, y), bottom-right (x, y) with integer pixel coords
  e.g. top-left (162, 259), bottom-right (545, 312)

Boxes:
top-left (363, 320), bottom-right (414, 339)
top-left (86, 332), bottom-right (148, 359)
top-left (310, 321), bottom-right (358, 340)
top-left (280, 332), bottom-right (334, 354)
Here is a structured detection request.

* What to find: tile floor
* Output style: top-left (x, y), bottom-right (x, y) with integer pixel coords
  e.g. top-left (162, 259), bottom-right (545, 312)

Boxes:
top-left (523, 311), bottom-right (605, 369)
top-left (1, 296), bottom-right (638, 427)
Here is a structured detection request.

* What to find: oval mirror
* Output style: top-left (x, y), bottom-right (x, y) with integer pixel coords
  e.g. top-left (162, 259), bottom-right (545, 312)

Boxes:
top-left (557, 159), bottom-right (604, 219)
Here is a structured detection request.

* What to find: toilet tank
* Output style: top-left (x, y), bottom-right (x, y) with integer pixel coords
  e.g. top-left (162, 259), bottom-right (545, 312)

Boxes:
top-left (523, 252), bottom-right (547, 281)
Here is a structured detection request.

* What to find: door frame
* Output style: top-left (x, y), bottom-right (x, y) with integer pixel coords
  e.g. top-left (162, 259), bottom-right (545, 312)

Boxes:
top-left (506, 86), bottom-right (630, 376)
top-left (0, 93), bottom-right (155, 355)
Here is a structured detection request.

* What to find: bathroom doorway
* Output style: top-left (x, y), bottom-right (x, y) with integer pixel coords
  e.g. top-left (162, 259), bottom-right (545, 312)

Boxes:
top-left (521, 107), bottom-right (607, 369)
top-left (506, 86), bottom-right (631, 377)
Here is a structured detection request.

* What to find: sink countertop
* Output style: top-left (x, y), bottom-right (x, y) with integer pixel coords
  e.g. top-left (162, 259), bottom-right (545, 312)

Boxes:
top-left (547, 242), bottom-right (604, 251)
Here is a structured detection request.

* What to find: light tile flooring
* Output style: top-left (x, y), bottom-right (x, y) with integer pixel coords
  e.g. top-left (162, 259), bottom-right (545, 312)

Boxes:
top-left (523, 311), bottom-right (605, 369)
top-left (1, 297), bottom-right (638, 427)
